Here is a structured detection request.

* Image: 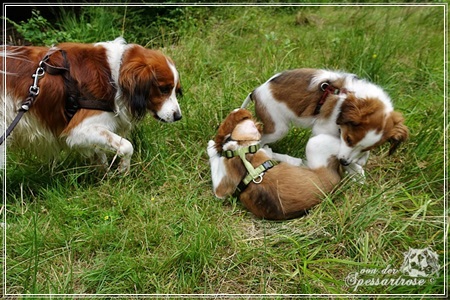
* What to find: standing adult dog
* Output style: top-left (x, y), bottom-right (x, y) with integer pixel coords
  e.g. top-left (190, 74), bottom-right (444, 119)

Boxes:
top-left (1, 37), bottom-right (182, 172)
top-left (207, 108), bottom-right (342, 220)
top-left (242, 68), bottom-right (408, 177)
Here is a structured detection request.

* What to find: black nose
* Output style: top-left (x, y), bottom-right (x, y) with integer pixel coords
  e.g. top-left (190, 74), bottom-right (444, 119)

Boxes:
top-left (339, 158), bottom-right (350, 166)
top-left (174, 111), bottom-right (182, 121)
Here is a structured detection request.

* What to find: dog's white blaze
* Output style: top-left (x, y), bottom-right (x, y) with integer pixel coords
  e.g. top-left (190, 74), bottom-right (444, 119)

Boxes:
top-left (358, 129), bottom-right (383, 148)
top-left (157, 60), bottom-right (181, 122)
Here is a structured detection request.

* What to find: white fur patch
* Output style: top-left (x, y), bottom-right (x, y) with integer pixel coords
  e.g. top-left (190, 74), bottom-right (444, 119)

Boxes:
top-left (305, 134), bottom-right (341, 169)
top-left (207, 140), bottom-right (228, 199)
top-left (65, 112), bottom-right (133, 172)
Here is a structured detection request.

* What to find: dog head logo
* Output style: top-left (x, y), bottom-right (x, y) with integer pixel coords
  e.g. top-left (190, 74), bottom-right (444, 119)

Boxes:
top-left (400, 247), bottom-right (440, 277)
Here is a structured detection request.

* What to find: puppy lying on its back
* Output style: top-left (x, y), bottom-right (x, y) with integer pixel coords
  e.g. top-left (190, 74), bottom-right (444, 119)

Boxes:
top-left (207, 108), bottom-right (343, 220)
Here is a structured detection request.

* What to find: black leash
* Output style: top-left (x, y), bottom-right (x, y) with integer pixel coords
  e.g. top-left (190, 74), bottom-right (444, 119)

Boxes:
top-left (0, 58), bottom-right (46, 145)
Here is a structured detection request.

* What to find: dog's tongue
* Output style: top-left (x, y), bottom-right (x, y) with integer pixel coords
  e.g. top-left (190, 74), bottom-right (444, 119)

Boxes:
top-left (231, 119), bottom-right (261, 141)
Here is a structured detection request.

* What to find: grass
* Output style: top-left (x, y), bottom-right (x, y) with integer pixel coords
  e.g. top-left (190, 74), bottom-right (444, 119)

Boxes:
top-left (2, 4), bottom-right (447, 297)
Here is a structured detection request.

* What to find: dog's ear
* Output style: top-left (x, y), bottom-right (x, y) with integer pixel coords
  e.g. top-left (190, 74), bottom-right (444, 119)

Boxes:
top-left (119, 61), bottom-right (154, 119)
top-left (385, 111), bottom-right (409, 155)
top-left (255, 122), bottom-right (263, 134)
top-left (336, 95), bottom-right (361, 126)
top-left (214, 109), bottom-right (254, 150)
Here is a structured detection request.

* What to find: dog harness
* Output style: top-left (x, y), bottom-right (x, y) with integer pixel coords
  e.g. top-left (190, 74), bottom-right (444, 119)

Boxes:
top-left (41, 49), bottom-right (116, 120)
top-left (222, 144), bottom-right (278, 193)
top-left (0, 48), bottom-right (116, 145)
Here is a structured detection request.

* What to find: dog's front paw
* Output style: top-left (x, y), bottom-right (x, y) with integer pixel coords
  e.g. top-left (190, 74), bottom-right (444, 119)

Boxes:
top-left (117, 157), bottom-right (131, 174)
top-left (207, 140), bottom-right (218, 157)
top-left (344, 163), bottom-right (366, 184)
top-left (356, 151), bottom-right (370, 166)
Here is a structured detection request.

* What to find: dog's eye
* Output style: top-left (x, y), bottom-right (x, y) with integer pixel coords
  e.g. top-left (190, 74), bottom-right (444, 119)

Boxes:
top-left (159, 85), bottom-right (172, 95)
top-left (346, 136), bottom-right (353, 146)
top-left (176, 87), bottom-right (183, 97)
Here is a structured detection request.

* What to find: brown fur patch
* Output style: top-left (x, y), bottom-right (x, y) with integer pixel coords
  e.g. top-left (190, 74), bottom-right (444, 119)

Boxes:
top-left (255, 102), bottom-right (276, 135)
top-left (215, 157), bottom-right (247, 198)
top-left (337, 94), bottom-right (386, 147)
top-left (383, 111), bottom-right (409, 154)
top-left (239, 151), bottom-right (341, 220)
top-left (268, 68), bottom-right (321, 117)
top-left (337, 94), bottom-right (408, 153)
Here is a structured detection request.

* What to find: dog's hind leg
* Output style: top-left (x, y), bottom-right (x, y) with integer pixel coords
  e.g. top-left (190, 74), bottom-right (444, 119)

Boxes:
top-left (254, 102), bottom-right (290, 146)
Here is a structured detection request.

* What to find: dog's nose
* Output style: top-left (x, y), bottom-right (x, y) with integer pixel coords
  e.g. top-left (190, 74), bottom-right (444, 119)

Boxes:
top-left (339, 158), bottom-right (350, 166)
top-left (173, 111), bottom-right (182, 121)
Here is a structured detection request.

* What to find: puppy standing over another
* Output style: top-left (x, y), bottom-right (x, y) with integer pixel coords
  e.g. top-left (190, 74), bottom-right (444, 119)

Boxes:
top-left (1, 37), bottom-right (182, 172)
top-left (207, 108), bottom-right (342, 220)
top-left (242, 68), bottom-right (409, 177)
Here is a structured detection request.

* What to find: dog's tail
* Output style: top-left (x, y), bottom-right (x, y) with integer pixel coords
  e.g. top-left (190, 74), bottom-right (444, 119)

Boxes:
top-left (241, 92), bottom-right (254, 108)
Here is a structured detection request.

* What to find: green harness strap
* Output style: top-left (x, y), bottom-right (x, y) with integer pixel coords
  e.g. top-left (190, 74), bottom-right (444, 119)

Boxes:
top-left (221, 144), bottom-right (278, 192)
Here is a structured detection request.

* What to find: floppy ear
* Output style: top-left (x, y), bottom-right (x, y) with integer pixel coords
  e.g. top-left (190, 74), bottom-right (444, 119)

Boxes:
top-left (214, 109), bottom-right (254, 152)
top-left (119, 61), bottom-right (155, 119)
top-left (385, 111), bottom-right (409, 155)
top-left (336, 95), bottom-right (361, 126)
top-left (255, 122), bottom-right (263, 134)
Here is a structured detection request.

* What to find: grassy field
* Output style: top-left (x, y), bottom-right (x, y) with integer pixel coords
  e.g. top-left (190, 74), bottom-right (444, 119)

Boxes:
top-left (2, 4), bottom-right (447, 298)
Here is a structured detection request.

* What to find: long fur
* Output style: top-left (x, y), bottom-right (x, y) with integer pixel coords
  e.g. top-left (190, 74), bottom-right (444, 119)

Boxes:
top-left (208, 108), bottom-right (342, 220)
top-left (1, 37), bottom-right (182, 172)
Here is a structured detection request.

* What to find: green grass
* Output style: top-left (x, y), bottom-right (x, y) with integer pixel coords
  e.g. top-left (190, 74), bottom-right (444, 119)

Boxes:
top-left (2, 4), bottom-right (447, 297)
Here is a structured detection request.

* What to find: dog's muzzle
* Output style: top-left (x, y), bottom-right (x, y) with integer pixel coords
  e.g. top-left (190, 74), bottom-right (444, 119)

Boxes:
top-left (339, 158), bottom-right (350, 166)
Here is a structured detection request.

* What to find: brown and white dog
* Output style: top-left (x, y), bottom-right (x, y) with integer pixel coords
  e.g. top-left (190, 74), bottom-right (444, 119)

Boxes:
top-left (207, 108), bottom-right (342, 220)
top-left (241, 68), bottom-right (409, 178)
top-left (0, 37), bottom-right (182, 172)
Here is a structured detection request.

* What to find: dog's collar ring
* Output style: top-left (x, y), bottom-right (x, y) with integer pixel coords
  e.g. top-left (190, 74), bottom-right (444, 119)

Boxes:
top-left (253, 173), bottom-right (264, 184)
top-left (320, 82), bottom-right (330, 91)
